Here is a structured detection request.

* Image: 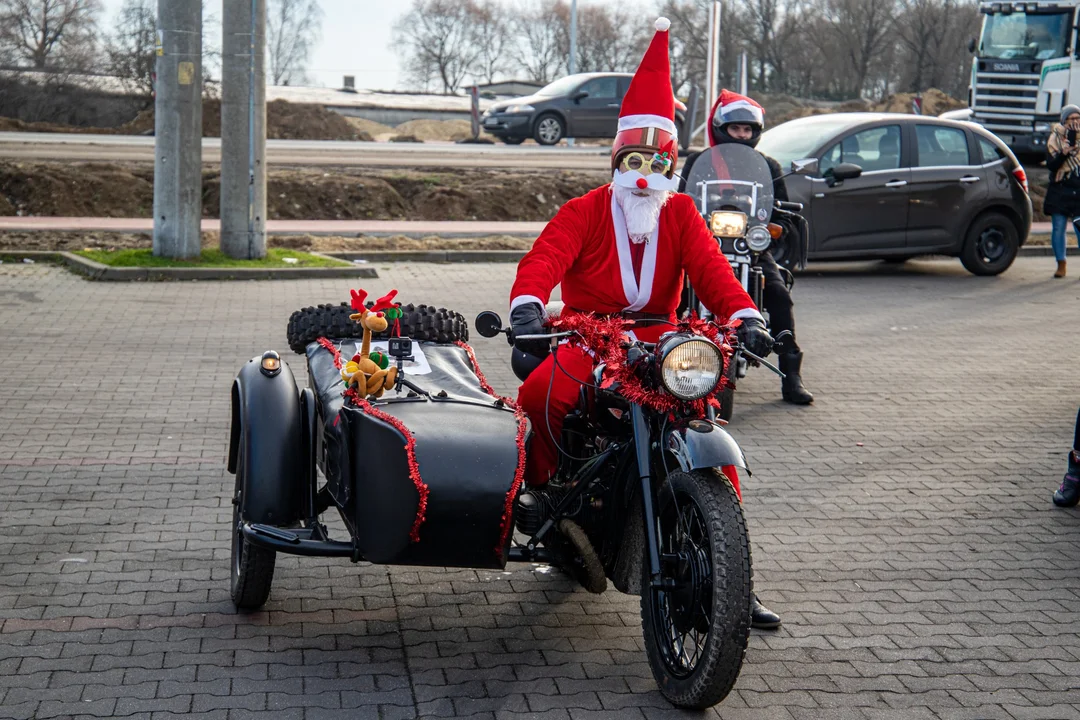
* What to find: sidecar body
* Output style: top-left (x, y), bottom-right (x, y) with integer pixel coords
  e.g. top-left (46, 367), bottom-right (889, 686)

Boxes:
top-left (229, 337), bottom-right (526, 571)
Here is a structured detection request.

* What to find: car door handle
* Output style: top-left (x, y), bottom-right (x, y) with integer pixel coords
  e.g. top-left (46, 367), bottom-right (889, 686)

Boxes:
top-left (959, 176), bottom-right (981, 184)
top-left (884, 180), bottom-right (908, 188)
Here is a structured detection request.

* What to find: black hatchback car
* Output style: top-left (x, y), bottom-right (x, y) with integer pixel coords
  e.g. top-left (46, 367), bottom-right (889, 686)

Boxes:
top-left (481, 72), bottom-right (686, 146)
top-left (754, 113), bottom-right (1032, 275)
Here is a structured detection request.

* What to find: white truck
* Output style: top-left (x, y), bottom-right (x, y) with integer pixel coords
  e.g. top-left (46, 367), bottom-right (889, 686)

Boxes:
top-left (969, 0), bottom-right (1080, 159)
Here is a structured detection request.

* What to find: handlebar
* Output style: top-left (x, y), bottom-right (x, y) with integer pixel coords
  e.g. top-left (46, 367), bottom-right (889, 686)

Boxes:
top-left (775, 200), bottom-right (804, 213)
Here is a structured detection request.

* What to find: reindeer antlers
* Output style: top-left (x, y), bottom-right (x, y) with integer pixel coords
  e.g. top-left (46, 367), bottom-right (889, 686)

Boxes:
top-left (350, 289), bottom-right (369, 312)
top-left (369, 290), bottom-right (399, 313)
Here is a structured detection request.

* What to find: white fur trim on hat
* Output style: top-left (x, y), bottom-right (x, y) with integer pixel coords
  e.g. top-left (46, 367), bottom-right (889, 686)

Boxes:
top-left (718, 99), bottom-right (764, 126)
top-left (655, 17), bottom-right (670, 31)
top-left (618, 114), bottom-right (678, 139)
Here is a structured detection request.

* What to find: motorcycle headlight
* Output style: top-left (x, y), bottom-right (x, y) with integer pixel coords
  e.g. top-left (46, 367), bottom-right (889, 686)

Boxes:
top-left (659, 336), bottom-right (723, 401)
top-left (746, 225), bottom-right (772, 252)
top-left (709, 211), bottom-right (747, 238)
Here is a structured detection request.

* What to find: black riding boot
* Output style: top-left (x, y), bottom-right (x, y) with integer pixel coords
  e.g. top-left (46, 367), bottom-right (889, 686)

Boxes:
top-left (779, 351), bottom-right (814, 405)
top-left (751, 594), bottom-right (781, 629)
top-left (1053, 451), bottom-right (1080, 508)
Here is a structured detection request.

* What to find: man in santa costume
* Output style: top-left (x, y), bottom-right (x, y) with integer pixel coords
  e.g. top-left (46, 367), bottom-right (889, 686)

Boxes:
top-left (508, 17), bottom-right (781, 627)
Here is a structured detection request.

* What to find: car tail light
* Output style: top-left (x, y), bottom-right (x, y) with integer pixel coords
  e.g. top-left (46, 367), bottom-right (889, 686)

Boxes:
top-left (1012, 166), bottom-right (1028, 193)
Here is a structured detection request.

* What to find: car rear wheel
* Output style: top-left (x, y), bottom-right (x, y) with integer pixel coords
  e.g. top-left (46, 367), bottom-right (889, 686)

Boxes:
top-left (502, 137), bottom-right (525, 145)
top-left (534, 114), bottom-right (565, 146)
top-left (960, 212), bottom-right (1019, 276)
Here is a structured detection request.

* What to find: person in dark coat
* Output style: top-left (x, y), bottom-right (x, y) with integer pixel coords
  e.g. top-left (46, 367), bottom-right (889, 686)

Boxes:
top-left (1053, 408), bottom-right (1080, 507)
top-left (1044, 105), bottom-right (1080, 278)
top-left (680, 90), bottom-right (814, 406)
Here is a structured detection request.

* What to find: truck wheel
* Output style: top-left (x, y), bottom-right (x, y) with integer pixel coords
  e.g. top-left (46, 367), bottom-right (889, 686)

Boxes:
top-left (287, 302), bottom-right (469, 354)
top-left (960, 212), bottom-right (1018, 276)
top-left (230, 443), bottom-right (276, 610)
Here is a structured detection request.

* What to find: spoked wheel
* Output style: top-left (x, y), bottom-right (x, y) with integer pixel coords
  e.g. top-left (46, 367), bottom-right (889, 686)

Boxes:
top-left (230, 443), bottom-right (276, 610)
top-left (641, 469), bottom-right (751, 709)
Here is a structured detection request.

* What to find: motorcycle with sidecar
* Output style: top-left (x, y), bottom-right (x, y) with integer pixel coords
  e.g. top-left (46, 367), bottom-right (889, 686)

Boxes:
top-left (228, 293), bottom-right (762, 709)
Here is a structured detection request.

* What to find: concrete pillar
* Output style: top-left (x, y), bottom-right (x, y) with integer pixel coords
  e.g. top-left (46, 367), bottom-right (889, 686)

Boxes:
top-left (221, 0), bottom-right (267, 260)
top-left (153, 0), bottom-right (203, 259)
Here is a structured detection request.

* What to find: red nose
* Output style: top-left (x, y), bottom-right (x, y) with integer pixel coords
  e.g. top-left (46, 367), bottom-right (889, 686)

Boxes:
top-left (376, 312), bottom-right (384, 318)
top-left (636, 177), bottom-right (649, 189)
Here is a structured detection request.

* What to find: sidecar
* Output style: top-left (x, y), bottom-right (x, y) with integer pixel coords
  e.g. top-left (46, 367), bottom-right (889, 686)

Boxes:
top-left (227, 306), bottom-right (526, 610)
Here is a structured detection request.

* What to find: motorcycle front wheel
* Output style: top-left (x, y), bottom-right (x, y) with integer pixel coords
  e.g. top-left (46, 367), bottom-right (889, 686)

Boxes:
top-left (641, 468), bottom-right (752, 709)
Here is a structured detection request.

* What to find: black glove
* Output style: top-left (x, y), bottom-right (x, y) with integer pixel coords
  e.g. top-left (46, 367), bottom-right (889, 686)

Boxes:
top-left (510, 302), bottom-right (550, 357)
top-left (736, 317), bottom-right (774, 359)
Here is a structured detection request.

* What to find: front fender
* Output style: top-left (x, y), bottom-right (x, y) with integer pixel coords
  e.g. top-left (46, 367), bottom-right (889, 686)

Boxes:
top-left (229, 356), bottom-right (304, 526)
top-left (664, 419), bottom-right (750, 475)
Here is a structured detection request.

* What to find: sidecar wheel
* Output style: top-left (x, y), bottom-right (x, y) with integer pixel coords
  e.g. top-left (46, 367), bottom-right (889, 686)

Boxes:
top-left (641, 468), bottom-right (751, 709)
top-left (230, 444), bottom-right (276, 610)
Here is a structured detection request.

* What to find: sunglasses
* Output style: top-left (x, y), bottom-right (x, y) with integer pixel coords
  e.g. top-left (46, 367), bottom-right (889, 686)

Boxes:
top-left (621, 151), bottom-right (673, 176)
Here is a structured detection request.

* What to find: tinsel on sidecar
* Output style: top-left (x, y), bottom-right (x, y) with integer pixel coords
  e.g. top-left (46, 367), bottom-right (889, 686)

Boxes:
top-left (227, 289), bottom-right (527, 612)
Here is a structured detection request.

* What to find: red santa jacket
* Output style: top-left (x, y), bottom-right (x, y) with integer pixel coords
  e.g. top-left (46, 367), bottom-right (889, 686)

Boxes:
top-left (511, 185), bottom-right (761, 339)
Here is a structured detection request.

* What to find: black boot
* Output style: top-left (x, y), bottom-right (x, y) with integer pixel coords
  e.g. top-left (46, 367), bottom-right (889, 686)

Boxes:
top-left (750, 594), bottom-right (781, 629)
top-left (1053, 452), bottom-right (1080, 508)
top-left (779, 352), bottom-right (814, 405)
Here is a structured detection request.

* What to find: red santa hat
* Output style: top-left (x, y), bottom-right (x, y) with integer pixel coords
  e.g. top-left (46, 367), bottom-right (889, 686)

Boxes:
top-left (611, 17), bottom-right (679, 177)
top-left (711, 90), bottom-right (765, 130)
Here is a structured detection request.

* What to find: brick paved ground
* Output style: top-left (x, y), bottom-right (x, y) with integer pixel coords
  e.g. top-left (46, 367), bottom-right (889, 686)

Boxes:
top-left (1, 256), bottom-right (1079, 720)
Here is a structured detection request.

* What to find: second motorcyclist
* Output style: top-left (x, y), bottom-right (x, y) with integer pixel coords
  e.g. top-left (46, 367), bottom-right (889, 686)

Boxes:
top-left (680, 90), bottom-right (814, 406)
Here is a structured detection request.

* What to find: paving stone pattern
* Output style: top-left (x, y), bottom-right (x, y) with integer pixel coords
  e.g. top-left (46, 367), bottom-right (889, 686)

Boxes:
top-left (1, 256), bottom-right (1079, 719)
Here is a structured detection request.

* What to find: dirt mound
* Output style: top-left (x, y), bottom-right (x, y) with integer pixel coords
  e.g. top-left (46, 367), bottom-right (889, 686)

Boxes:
top-left (395, 119), bottom-right (474, 142)
top-left (0, 162), bottom-right (154, 217)
top-left (0, 161), bottom-right (606, 221)
top-left (872, 88), bottom-right (965, 116)
top-left (0, 99), bottom-right (366, 141)
top-left (345, 117), bottom-right (394, 141)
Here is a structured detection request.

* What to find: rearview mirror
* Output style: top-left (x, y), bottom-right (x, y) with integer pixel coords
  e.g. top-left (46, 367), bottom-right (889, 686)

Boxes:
top-left (475, 311), bottom-right (504, 338)
top-left (791, 157), bottom-right (819, 176)
top-left (968, 37), bottom-right (977, 53)
top-left (571, 90), bottom-right (589, 102)
top-left (823, 163), bottom-right (863, 187)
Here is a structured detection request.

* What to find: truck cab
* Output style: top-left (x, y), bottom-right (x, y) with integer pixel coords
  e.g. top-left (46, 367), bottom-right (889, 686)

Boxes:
top-left (970, 1), bottom-right (1080, 159)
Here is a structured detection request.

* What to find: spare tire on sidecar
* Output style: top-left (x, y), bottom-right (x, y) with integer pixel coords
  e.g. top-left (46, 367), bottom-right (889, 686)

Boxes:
top-left (228, 300), bottom-right (525, 611)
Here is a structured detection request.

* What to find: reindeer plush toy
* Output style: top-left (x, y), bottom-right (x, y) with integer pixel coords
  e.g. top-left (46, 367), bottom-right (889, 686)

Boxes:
top-left (341, 289), bottom-right (402, 399)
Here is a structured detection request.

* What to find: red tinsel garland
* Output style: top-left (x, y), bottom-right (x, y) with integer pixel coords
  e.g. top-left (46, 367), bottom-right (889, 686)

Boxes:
top-left (318, 335), bottom-right (429, 543)
top-left (454, 341), bottom-right (528, 561)
top-left (546, 312), bottom-right (737, 418)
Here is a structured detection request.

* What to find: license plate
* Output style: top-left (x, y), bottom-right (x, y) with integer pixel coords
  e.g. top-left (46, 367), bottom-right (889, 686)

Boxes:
top-left (484, 118), bottom-right (499, 127)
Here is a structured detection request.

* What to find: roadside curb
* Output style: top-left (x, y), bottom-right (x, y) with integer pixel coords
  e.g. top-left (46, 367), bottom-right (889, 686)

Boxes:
top-left (327, 250), bottom-right (527, 264)
top-left (1019, 245), bottom-right (1079, 257)
top-left (0, 251), bottom-right (379, 280)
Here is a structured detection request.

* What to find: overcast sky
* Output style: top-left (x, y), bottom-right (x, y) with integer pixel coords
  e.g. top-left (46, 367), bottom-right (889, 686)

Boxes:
top-left (98, 0), bottom-right (636, 91)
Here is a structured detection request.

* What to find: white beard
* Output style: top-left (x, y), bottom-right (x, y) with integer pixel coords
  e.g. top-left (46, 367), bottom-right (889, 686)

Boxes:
top-left (612, 183), bottom-right (671, 244)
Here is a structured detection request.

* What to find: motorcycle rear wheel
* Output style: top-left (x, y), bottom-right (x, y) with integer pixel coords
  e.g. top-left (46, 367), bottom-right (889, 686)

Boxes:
top-left (641, 468), bottom-right (751, 709)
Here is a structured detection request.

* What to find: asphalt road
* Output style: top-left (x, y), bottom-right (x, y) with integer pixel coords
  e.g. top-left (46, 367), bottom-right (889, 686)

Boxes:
top-left (0, 132), bottom-right (613, 169)
top-left (0, 256), bottom-right (1079, 719)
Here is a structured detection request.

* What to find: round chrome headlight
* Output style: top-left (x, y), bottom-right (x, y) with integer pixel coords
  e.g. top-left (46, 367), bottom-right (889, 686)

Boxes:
top-left (659, 336), bottom-right (723, 401)
top-left (746, 225), bottom-right (772, 252)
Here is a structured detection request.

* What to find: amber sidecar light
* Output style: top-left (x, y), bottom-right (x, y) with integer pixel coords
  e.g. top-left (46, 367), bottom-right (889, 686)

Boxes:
top-left (658, 335), bottom-right (723, 401)
top-left (260, 351), bottom-right (282, 377)
top-left (709, 211), bottom-right (747, 238)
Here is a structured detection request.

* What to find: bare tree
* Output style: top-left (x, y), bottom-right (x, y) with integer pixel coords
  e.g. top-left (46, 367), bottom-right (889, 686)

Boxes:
top-left (267, 0), bottom-right (322, 86)
top-left (511, 0), bottom-right (569, 84)
top-left (822, 0), bottom-right (898, 98)
top-left (104, 0), bottom-right (155, 97)
top-left (470, 0), bottom-right (512, 85)
top-left (0, 0), bottom-right (101, 70)
top-left (395, 0), bottom-right (484, 93)
top-left (894, 0), bottom-right (978, 95)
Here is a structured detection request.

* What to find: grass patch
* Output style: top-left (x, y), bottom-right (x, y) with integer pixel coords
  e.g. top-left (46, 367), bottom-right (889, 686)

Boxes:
top-left (75, 247), bottom-right (351, 268)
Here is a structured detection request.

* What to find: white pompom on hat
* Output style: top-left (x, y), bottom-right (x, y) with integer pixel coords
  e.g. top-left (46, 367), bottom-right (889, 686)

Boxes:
top-left (655, 17), bottom-right (670, 32)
